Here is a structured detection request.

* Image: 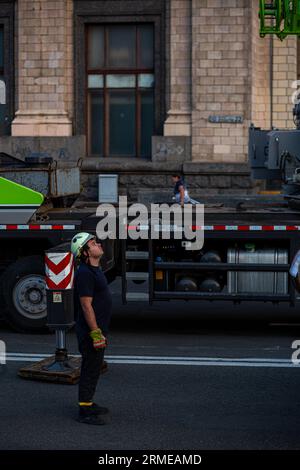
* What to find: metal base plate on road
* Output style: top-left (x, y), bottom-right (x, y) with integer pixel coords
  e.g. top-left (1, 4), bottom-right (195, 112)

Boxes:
top-left (18, 356), bottom-right (82, 385)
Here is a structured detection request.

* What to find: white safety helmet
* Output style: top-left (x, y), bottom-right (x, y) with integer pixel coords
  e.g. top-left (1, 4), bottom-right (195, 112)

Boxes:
top-left (71, 232), bottom-right (95, 259)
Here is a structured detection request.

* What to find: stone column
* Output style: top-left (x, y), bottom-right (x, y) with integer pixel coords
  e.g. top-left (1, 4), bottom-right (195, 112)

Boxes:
top-left (12, 0), bottom-right (73, 137)
top-left (191, 0), bottom-right (251, 163)
top-left (250, 0), bottom-right (297, 130)
top-left (272, 36), bottom-right (297, 129)
top-left (250, 0), bottom-right (271, 129)
top-left (164, 0), bottom-right (192, 137)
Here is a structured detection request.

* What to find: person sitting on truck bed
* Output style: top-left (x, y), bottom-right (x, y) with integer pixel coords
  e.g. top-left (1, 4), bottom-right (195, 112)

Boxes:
top-left (172, 173), bottom-right (200, 206)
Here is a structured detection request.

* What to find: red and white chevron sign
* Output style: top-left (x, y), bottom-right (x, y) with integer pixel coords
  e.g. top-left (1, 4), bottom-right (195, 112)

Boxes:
top-left (45, 252), bottom-right (74, 290)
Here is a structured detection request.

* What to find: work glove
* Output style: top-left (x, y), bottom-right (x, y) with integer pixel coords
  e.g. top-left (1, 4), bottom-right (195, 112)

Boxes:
top-left (89, 328), bottom-right (106, 349)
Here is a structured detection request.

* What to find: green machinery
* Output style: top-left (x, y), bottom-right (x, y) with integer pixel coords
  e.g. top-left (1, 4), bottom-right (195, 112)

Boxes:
top-left (0, 176), bottom-right (44, 224)
top-left (259, 0), bottom-right (300, 40)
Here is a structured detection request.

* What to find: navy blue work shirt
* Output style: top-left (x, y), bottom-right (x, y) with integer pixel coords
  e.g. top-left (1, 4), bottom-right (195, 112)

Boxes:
top-left (74, 262), bottom-right (112, 343)
top-left (174, 178), bottom-right (186, 195)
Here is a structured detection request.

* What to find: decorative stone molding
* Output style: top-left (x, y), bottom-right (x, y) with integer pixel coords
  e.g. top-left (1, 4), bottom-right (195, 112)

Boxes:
top-left (12, 110), bottom-right (72, 137)
top-left (164, 110), bottom-right (192, 137)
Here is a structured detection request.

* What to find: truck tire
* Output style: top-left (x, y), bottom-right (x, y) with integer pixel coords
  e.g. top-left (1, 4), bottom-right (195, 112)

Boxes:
top-left (0, 256), bottom-right (47, 333)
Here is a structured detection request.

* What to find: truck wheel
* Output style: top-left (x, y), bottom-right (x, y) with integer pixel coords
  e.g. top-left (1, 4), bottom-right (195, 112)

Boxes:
top-left (0, 256), bottom-right (47, 333)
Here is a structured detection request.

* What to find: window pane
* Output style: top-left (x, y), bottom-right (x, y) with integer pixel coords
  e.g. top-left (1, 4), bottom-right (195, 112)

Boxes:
top-left (90, 92), bottom-right (104, 155)
top-left (0, 78), bottom-right (5, 104)
top-left (0, 105), bottom-right (5, 135)
top-left (138, 74), bottom-right (154, 88)
top-left (109, 91), bottom-right (135, 156)
top-left (139, 24), bottom-right (154, 68)
top-left (141, 90), bottom-right (154, 158)
top-left (88, 26), bottom-right (104, 69)
top-left (108, 25), bottom-right (135, 68)
top-left (0, 28), bottom-right (3, 69)
top-left (88, 75), bottom-right (103, 88)
top-left (0, 75), bottom-right (8, 135)
top-left (0, 76), bottom-right (5, 135)
top-left (107, 74), bottom-right (135, 88)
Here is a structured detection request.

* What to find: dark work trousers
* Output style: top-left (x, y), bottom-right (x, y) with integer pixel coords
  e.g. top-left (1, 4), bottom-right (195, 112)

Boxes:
top-left (78, 335), bottom-right (105, 403)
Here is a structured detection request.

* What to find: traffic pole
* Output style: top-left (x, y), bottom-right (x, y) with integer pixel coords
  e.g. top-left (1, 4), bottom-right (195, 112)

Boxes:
top-left (19, 243), bottom-right (81, 384)
top-left (44, 246), bottom-right (75, 372)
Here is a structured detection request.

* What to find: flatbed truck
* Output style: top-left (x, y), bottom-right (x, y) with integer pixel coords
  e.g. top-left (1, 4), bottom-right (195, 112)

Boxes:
top-left (0, 196), bottom-right (299, 332)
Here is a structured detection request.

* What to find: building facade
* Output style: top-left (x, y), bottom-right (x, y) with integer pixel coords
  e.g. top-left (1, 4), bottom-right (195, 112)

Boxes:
top-left (0, 0), bottom-right (299, 202)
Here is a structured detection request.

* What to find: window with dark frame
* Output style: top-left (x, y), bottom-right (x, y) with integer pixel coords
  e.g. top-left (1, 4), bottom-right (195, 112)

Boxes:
top-left (0, 26), bottom-right (3, 73)
top-left (0, 26), bottom-right (6, 135)
top-left (87, 24), bottom-right (154, 158)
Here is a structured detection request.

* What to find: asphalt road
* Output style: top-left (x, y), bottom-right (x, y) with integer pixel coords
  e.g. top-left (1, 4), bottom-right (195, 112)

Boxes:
top-left (1, 283), bottom-right (300, 451)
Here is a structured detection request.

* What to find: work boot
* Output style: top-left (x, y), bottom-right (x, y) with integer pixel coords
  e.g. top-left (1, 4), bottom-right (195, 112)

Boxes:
top-left (78, 406), bottom-right (107, 425)
top-left (90, 403), bottom-right (109, 415)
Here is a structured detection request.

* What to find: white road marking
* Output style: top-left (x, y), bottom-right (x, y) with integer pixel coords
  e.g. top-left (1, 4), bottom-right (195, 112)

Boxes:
top-left (3, 353), bottom-right (300, 368)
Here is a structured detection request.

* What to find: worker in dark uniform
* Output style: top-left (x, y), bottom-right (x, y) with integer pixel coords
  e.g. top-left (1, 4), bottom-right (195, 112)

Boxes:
top-left (71, 232), bottom-right (112, 425)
